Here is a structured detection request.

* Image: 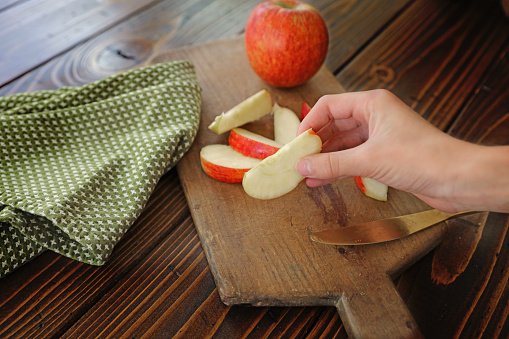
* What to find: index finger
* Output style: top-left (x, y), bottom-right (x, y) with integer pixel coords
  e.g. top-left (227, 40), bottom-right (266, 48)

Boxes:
top-left (297, 92), bottom-right (370, 135)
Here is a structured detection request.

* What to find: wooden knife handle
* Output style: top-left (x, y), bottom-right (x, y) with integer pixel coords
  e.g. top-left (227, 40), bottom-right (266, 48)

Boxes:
top-left (336, 273), bottom-right (424, 338)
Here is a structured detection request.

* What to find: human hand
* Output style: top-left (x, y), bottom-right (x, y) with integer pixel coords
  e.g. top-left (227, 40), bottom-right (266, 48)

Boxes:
top-left (296, 89), bottom-right (509, 213)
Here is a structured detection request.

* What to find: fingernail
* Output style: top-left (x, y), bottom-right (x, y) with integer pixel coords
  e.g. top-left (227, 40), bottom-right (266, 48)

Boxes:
top-left (296, 158), bottom-right (311, 176)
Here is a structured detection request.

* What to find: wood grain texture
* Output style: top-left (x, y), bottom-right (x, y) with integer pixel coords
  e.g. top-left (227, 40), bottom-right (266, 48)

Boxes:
top-left (0, 0), bottom-right (23, 12)
top-left (0, 0), bottom-right (410, 96)
top-left (448, 44), bottom-right (509, 145)
top-left (336, 0), bottom-right (509, 130)
top-left (333, 1), bottom-right (509, 337)
top-left (154, 36), bottom-right (450, 338)
top-left (0, 0), bottom-right (160, 87)
top-left (397, 213), bottom-right (509, 339)
top-left (0, 0), bottom-right (508, 337)
top-left (0, 0), bottom-right (253, 95)
top-left (502, 0), bottom-right (509, 17)
top-left (396, 39), bottom-right (509, 339)
top-left (60, 214), bottom-right (332, 338)
top-left (335, 0), bottom-right (509, 337)
top-left (312, 0), bottom-right (413, 72)
top-left (0, 169), bottom-right (190, 338)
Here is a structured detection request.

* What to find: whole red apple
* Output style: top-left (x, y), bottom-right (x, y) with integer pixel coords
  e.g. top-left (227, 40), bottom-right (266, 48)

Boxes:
top-left (245, 0), bottom-right (329, 88)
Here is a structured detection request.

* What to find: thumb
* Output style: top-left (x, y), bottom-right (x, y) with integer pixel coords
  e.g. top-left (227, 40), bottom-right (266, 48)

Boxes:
top-left (296, 147), bottom-right (363, 181)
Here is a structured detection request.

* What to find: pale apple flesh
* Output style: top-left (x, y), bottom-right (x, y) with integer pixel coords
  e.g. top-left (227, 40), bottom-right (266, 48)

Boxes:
top-left (242, 129), bottom-right (322, 199)
top-left (273, 103), bottom-right (301, 144)
top-left (355, 176), bottom-right (388, 201)
top-left (200, 144), bottom-right (261, 183)
top-left (229, 128), bottom-right (283, 159)
top-left (208, 89), bottom-right (273, 135)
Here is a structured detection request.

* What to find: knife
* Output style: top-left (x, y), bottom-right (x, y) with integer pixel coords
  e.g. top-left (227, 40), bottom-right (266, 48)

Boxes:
top-left (310, 209), bottom-right (478, 245)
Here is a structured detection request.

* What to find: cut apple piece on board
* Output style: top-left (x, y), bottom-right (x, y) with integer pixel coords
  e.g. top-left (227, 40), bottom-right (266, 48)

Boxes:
top-left (301, 101), bottom-right (311, 120)
top-left (208, 89), bottom-right (273, 135)
top-left (355, 176), bottom-right (388, 201)
top-left (243, 129), bottom-right (322, 199)
top-left (229, 128), bottom-right (283, 159)
top-left (200, 145), bottom-right (261, 183)
top-left (273, 103), bottom-right (301, 144)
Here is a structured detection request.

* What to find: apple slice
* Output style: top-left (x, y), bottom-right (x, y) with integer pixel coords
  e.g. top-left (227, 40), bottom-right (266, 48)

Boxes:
top-left (273, 103), bottom-right (301, 144)
top-left (301, 101), bottom-right (311, 120)
top-left (243, 129), bottom-right (322, 199)
top-left (229, 128), bottom-right (283, 159)
top-left (355, 176), bottom-right (388, 201)
top-left (208, 89), bottom-right (273, 135)
top-left (200, 145), bottom-right (261, 183)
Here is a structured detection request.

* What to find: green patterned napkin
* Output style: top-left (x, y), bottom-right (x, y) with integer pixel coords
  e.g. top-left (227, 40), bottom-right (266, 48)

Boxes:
top-left (0, 60), bottom-right (202, 278)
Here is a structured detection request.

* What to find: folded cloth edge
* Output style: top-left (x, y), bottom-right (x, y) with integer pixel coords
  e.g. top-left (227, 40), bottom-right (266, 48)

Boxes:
top-left (0, 60), bottom-right (202, 278)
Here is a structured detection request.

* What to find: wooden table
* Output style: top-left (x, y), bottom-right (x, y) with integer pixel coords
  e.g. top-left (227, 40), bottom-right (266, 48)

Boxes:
top-left (1, 0), bottom-right (508, 338)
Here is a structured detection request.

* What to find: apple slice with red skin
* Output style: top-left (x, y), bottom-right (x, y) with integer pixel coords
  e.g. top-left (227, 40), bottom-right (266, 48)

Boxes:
top-left (301, 101), bottom-right (311, 120)
top-left (208, 89), bottom-right (273, 135)
top-left (243, 129), bottom-right (322, 199)
top-left (273, 103), bottom-right (301, 144)
top-left (200, 145), bottom-right (261, 183)
top-left (229, 128), bottom-right (283, 159)
top-left (355, 176), bottom-right (388, 201)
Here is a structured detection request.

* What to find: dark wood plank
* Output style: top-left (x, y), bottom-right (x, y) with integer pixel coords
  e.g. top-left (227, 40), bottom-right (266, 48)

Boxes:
top-left (1, 0), bottom-right (507, 337)
top-left (0, 156), bottom-right (331, 338)
top-left (336, 0), bottom-right (509, 130)
top-left (448, 44), bottom-right (509, 145)
top-left (335, 0), bottom-right (509, 337)
top-left (62, 216), bottom-right (210, 338)
top-left (0, 0), bottom-right (250, 95)
top-left (304, 307), bottom-right (348, 339)
top-left (61, 216), bottom-right (329, 338)
top-left (0, 1), bottom-right (425, 337)
top-left (0, 169), bottom-right (190, 338)
top-left (0, 0), bottom-right (24, 12)
top-left (0, 0), bottom-right (412, 96)
top-left (398, 213), bottom-right (509, 339)
top-left (396, 42), bottom-right (509, 339)
top-left (502, 0), bottom-right (509, 17)
top-left (0, 0), bottom-right (160, 87)
top-left (320, 0), bottom-right (412, 73)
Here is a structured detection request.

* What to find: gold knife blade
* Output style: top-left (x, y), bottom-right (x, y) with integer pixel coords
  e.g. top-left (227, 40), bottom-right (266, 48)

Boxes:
top-left (310, 209), bottom-right (478, 245)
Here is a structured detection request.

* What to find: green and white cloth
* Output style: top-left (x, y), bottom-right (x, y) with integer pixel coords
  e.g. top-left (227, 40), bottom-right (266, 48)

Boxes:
top-left (0, 60), bottom-right (202, 278)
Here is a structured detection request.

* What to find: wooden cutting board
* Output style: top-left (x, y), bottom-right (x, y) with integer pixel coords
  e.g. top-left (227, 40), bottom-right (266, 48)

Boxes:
top-left (153, 36), bottom-right (445, 338)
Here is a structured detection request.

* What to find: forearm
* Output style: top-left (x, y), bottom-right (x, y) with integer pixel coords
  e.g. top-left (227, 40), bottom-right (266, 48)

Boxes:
top-left (450, 143), bottom-right (509, 213)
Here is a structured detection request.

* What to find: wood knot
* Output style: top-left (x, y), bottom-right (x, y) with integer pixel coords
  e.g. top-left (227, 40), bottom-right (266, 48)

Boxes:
top-left (96, 40), bottom-right (153, 72)
top-left (369, 64), bottom-right (395, 83)
top-left (336, 247), bottom-right (346, 254)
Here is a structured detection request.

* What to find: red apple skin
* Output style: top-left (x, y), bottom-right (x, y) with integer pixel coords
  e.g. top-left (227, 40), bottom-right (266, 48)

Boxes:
top-left (245, 0), bottom-right (329, 88)
top-left (354, 176), bottom-right (367, 194)
top-left (200, 157), bottom-right (249, 183)
top-left (301, 101), bottom-right (311, 120)
top-left (229, 129), bottom-right (281, 159)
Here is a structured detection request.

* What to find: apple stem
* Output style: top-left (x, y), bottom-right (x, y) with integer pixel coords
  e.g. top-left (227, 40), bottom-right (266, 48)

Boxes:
top-left (274, 0), bottom-right (297, 10)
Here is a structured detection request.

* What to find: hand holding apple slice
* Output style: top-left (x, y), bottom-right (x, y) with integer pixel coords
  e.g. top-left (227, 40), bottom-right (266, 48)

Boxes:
top-left (243, 129), bottom-right (322, 199)
top-left (273, 103), bottom-right (301, 144)
top-left (208, 89), bottom-right (273, 135)
top-left (229, 128), bottom-right (283, 159)
top-left (200, 145), bottom-right (261, 183)
top-left (355, 176), bottom-right (388, 201)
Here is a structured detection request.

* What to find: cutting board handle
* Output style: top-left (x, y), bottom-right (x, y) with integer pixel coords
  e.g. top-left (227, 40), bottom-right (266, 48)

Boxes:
top-left (336, 273), bottom-right (424, 338)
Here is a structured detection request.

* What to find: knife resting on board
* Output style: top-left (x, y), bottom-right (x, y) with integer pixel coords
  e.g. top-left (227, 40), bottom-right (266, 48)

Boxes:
top-left (159, 37), bottom-right (462, 339)
top-left (311, 209), bottom-right (478, 245)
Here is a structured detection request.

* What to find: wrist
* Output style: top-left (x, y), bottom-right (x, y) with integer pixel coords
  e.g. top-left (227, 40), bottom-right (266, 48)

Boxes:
top-left (450, 143), bottom-right (509, 212)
